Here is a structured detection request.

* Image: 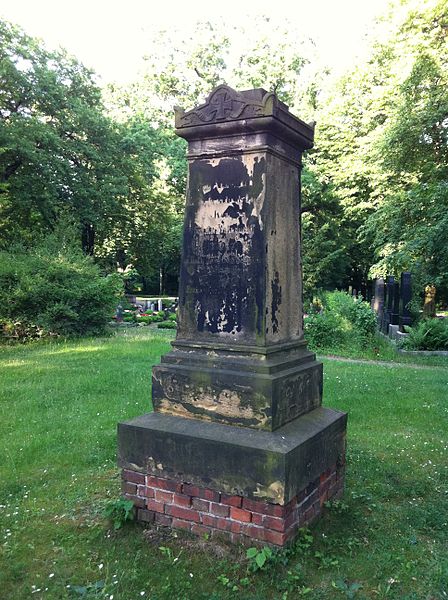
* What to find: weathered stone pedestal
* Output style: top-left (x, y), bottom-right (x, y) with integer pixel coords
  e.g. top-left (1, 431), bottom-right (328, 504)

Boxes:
top-left (118, 86), bottom-right (347, 546)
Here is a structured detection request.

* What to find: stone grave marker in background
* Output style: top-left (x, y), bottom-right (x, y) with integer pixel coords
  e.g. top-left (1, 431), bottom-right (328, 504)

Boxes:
top-left (399, 272), bottom-right (412, 331)
top-left (391, 280), bottom-right (400, 326)
top-left (371, 277), bottom-right (385, 327)
top-left (118, 86), bottom-right (347, 546)
top-left (382, 275), bottom-right (395, 333)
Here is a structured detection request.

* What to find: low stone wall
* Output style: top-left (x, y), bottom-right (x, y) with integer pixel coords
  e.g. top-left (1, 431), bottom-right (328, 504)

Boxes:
top-left (122, 462), bottom-right (345, 547)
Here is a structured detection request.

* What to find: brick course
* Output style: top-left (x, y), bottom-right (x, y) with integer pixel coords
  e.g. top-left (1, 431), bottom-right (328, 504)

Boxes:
top-left (122, 463), bottom-right (345, 547)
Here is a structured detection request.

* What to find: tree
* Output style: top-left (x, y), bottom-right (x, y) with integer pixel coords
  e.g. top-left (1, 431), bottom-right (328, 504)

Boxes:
top-left (0, 19), bottom-right (183, 293)
top-left (312, 0), bottom-right (448, 304)
top-left (364, 1), bottom-right (448, 301)
top-left (0, 20), bottom-right (127, 253)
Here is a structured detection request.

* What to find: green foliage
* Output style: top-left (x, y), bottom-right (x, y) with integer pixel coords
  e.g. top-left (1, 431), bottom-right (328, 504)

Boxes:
top-left (0, 19), bottom-right (127, 252)
top-left (402, 318), bottom-right (448, 351)
top-left (0, 231), bottom-right (123, 339)
top-left (332, 578), bottom-right (363, 598)
top-left (68, 580), bottom-right (105, 597)
top-left (157, 320), bottom-right (177, 329)
top-left (104, 498), bottom-right (134, 530)
top-left (301, 162), bottom-right (351, 299)
top-left (324, 291), bottom-right (377, 337)
top-left (304, 310), bottom-right (346, 349)
top-left (246, 546), bottom-right (273, 571)
top-left (0, 19), bottom-right (184, 294)
top-left (304, 291), bottom-right (376, 351)
top-left (137, 315), bottom-right (162, 324)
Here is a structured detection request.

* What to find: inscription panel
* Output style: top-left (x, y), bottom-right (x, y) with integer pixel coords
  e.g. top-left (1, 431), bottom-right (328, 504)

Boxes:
top-left (179, 155), bottom-right (266, 341)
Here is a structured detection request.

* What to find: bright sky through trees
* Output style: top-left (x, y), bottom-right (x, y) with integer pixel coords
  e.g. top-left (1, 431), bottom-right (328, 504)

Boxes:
top-left (0, 0), bottom-right (391, 83)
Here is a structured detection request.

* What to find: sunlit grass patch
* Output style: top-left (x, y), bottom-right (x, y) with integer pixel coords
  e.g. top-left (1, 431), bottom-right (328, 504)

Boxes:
top-left (0, 328), bottom-right (447, 599)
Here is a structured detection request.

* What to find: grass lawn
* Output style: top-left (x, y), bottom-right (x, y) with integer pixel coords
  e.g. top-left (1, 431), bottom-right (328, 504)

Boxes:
top-left (0, 328), bottom-right (447, 599)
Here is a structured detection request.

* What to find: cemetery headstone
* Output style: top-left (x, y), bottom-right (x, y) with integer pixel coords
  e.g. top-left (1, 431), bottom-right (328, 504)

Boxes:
top-left (399, 272), bottom-right (412, 331)
top-left (118, 86), bottom-right (347, 546)
top-left (391, 281), bottom-right (400, 326)
top-left (371, 278), bottom-right (385, 328)
top-left (382, 276), bottom-right (395, 333)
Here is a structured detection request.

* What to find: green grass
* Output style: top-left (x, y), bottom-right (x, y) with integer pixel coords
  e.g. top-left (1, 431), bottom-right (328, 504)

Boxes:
top-left (312, 332), bottom-right (448, 367)
top-left (0, 329), bottom-right (447, 599)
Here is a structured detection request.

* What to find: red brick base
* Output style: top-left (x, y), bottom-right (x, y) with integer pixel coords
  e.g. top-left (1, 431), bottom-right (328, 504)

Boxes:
top-left (122, 463), bottom-right (345, 546)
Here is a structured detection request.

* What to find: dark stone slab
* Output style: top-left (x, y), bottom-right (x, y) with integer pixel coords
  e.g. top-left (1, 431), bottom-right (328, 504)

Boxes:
top-left (382, 276), bottom-right (395, 333)
top-left (118, 407), bottom-right (347, 505)
top-left (391, 281), bottom-right (400, 326)
top-left (399, 272), bottom-right (412, 331)
top-left (176, 151), bottom-right (305, 348)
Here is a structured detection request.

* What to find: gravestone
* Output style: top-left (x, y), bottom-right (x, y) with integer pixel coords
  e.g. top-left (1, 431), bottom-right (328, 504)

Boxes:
top-left (118, 86), bottom-right (347, 546)
top-left (371, 278), bottom-right (385, 328)
top-left (399, 272), bottom-right (412, 331)
top-left (391, 281), bottom-right (400, 326)
top-left (382, 276), bottom-right (395, 333)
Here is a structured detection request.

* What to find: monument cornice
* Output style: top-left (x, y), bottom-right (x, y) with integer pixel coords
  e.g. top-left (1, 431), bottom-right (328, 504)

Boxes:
top-left (175, 85), bottom-right (315, 150)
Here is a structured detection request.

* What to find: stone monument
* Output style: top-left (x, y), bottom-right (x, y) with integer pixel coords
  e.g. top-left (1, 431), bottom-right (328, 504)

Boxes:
top-left (399, 272), bottom-right (412, 331)
top-left (118, 86), bottom-right (347, 546)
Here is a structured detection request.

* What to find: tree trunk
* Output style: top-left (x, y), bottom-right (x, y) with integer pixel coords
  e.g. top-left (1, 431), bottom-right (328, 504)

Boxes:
top-left (159, 266), bottom-right (164, 296)
top-left (81, 222), bottom-right (95, 255)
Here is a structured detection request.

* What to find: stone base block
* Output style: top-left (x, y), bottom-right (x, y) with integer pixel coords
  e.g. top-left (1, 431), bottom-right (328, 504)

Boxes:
top-left (122, 463), bottom-right (345, 546)
top-left (118, 407), bottom-right (346, 506)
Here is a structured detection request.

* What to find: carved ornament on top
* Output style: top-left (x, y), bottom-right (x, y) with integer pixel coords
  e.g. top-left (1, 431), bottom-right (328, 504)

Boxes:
top-left (175, 85), bottom-right (275, 128)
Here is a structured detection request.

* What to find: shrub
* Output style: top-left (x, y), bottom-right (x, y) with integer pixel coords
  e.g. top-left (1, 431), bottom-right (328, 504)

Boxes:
top-left (323, 291), bottom-right (376, 337)
top-left (157, 320), bottom-right (177, 329)
top-left (0, 242), bottom-right (123, 340)
top-left (304, 311), bottom-right (345, 348)
top-left (402, 318), bottom-right (448, 350)
top-left (137, 315), bottom-right (153, 324)
top-left (304, 291), bottom-right (377, 351)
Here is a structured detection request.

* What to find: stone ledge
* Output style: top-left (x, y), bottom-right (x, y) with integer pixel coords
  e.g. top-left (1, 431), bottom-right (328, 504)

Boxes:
top-left (397, 349), bottom-right (448, 356)
top-left (118, 407), bottom-right (347, 505)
